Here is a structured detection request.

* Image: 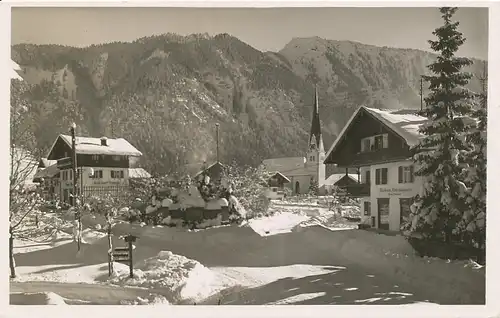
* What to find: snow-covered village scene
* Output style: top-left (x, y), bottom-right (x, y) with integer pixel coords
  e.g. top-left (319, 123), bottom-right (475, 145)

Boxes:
top-left (8, 6), bottom-right (488, 307)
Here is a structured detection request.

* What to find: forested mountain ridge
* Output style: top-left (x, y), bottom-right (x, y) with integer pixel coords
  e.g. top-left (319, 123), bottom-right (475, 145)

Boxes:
top-left (11, 33), bottom-right (486, 175)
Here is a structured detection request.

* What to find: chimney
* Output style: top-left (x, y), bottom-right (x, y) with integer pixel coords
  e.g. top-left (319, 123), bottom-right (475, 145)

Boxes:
top-left (100, 137), bottom-right (108, 146)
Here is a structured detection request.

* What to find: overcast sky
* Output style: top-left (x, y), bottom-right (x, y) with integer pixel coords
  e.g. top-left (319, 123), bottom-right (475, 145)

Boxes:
top-left (11, 7), bottom-right (488, 60)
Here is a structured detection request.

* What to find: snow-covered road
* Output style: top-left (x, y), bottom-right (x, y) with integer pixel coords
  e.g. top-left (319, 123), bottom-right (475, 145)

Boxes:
top-left (10, 281), bottom-right (165, 305)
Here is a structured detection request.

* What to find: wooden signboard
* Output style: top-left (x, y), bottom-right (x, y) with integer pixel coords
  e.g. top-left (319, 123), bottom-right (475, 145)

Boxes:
top-left (112, 247), bottom-right (130, 263)
top-left (110, 234), bottom-right (139, 278)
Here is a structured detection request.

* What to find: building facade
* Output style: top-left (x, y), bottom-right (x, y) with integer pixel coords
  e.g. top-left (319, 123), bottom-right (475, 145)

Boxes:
top-left (261, 87), bottom-right (326, 195)
top-left (45, 134), bottom-right (142, 203)
top-left (324, 106), bottom-right (427, 231)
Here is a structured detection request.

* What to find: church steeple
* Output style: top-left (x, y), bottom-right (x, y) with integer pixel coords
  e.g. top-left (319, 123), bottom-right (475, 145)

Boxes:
top-left (309, 85), bottom-right (324, 153)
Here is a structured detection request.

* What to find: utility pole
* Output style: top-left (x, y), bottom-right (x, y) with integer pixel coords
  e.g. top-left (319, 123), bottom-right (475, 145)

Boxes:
top-left (419, 76), bottom-right (424, 111)
top-left (70, 122), bottom-right (81, 252)
top-left (215, 123), bottom-right (220, 163)
top-left (478, 61), bottom-right (488, 99)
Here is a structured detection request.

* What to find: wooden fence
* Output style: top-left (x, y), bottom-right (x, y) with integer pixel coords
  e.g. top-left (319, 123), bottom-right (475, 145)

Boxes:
top-left (81, 185), bottom-right (131, 202)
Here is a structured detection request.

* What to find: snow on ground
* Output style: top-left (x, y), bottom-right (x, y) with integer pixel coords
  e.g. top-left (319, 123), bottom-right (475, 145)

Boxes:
top-left (212, 264), bottom-right (345, 288)
top-left (110, 251), bottom-right (226, 303)
top-left (248, 212), bottom-right (309, 236)
top-left (11, 199), bottom-right (484, 305)
top-left (10, 292), bottom-right (67, 305)
top-left (248, 201), bottom-right (358, 237)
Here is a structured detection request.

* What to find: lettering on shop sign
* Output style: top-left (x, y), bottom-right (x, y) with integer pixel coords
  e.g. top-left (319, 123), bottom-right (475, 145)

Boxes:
top-left (380, 187), bottom-right (413, 196)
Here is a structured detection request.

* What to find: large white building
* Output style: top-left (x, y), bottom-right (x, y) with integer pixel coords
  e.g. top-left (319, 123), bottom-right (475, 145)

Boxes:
top-left (261, 88), bottom-right (326, 195)
top-left (38, 134), bottom-right (143, 203)
top-left (324, 106), bottom-right (427, 231)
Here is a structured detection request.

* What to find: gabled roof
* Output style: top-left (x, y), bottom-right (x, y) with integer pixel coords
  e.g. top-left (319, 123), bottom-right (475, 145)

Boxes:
top-left (194, 161), bottom-right (226, 178)
top-left (269, 171), bottom-right (291, 183)
top-left (262, 157), bottom-right (305, 174)
top-left (47, 134), bottom-right (142, 158)
top-left (324, 173), bottom-right (359, 186)
top-left (128, 168), bottom-right (151, 179)
top-left (325, 106), bottom-right (428, 162)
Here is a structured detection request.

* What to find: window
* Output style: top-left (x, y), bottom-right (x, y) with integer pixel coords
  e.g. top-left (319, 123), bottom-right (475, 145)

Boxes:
top-left (69, 170), bottom-right (73, 180)
top-left (92, 154), bottom-right (100, 161)
top-left (111, 170), bottom-right (125, 179)
top-left (112, 155), bottom-right (121, 161)
top-left (375, 168), bottom-right (388, 185)
top-left (365, 170), bottom-right (371, 184)
top-left (91, 170), bottom-right (103, 179)
top-left (374, 135), bottom-right (384, 150)
top-left (363, 201), bottom-right (371, 216)
top-left (361, 134), bottom-right (388, 152)
top-left (398, 166), bottom-right (415, 183)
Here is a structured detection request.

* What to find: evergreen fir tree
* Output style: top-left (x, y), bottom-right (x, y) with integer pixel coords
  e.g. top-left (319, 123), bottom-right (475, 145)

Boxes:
top-left (404, 7), bottom-right (477, 242)
top-left (308, 177), bottom-right (319, 196)
top-left (460, 64), bottom-right (487, 249)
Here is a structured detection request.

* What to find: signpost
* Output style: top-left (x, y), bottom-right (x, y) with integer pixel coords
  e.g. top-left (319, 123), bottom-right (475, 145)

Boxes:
top-left (111, 234), bottom-right (138, 278)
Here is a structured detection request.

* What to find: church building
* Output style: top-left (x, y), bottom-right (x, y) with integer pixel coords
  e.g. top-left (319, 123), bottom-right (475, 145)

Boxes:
top-left (261, 87), bottom-right (326, 195)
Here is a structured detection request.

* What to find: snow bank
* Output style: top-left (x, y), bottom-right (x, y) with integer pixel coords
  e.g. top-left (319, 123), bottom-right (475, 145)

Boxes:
top-left (299, 214), bottom-right (358, 231)
top-left (248, 212), bottom-right (309, 236)
top-left (120, 294), bottom-right (170, 305)
top-left (109, 251), bottom-right (221, 302)
top-left (80, 228), bottom-right (107, 244)
top-left (10, 292), bottom-right (67, 305)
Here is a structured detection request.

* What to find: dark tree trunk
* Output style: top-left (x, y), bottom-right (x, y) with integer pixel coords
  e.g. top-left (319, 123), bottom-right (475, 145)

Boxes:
top-left (9, 228), bottom-right (16, 278)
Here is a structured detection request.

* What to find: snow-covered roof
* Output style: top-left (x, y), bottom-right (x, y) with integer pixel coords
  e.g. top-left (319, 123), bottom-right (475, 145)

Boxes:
top-left (128, 168), bottom-right (151, 179)
top-left (270, 171), bottom-right (291, 183)
top-left (324, 173), bottom-right (359, 186)
top-left (325, 106), bottom-right (428, 160)
top-left (10, 59), bottom-right (23, 80)
top-left (49, 135), bottom-right (142, 157)
top-left (262, 157), bottom-right (305, 174)
top-left (39, 158), bottom-right (57, 168)
top-left (34, 163), bottom-right (60, 179)
top-left (194, 161), bottom-right (225, 177)
top-left (364, 107), bottom-right (428, 146)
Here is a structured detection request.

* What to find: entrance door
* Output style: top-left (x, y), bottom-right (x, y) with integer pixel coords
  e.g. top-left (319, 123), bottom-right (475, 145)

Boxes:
top-left (63, 189), bottom-right (69, 204)
top-left (399, 198), bottom-right (412, 230)
top-left (295, 181), bottom-right (300, 194)
top-left (377, 198), bottom-right (390, 230)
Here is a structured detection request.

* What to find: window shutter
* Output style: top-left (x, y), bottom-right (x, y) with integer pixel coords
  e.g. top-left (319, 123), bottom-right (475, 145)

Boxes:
top-left (120, 170), bottom-right (124, 178)
top-left (410, 165), bottom-right (414, 183)
top-left (365, 170), bottom-right (371, 184)
top-left (375, 169), bottom-right (380, 185)
top-left (383, 134), bottom-right (389, 148)
top-left (361, 140), bottom-right (365, 152)
top-left (398, 166), bottom-right (403, 184)
top-left (382, 168), bottom-right (388, 184)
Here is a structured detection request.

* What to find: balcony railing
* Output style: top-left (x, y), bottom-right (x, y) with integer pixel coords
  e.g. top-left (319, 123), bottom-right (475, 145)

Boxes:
top-left (337, 183), bottom-right (370, 197)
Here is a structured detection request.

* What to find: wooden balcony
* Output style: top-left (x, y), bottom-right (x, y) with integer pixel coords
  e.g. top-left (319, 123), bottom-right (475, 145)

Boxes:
top-left (337, 183), bottom-right (370, 198)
